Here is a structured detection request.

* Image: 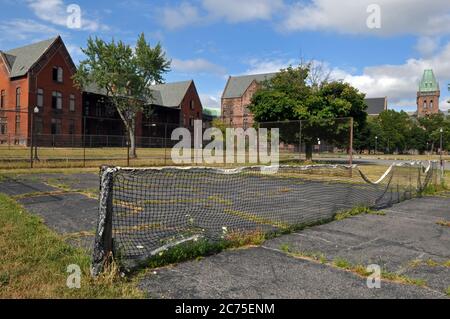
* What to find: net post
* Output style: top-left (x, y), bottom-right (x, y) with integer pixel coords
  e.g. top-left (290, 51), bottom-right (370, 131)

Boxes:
top-left (91, 165), bottom-right (116, 276)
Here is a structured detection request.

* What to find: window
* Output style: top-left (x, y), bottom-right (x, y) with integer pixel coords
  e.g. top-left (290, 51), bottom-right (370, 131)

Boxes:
top-left (189, 117), bottom-right (194, 127)
top-left (51, 118), bottom-right (62, 134)
top-left (84, 100), bottom-right (90, 115)
top-left (53, 67), bottom-right (63, 83)
top-left (69, 94), bottom-right (75, 112)
top-left (430, 100), bottom-right (434, 109)
top-left (37, 88), bottom-right (44, 108)
top-left (15, 114), bottom-right (20, 133)
top-left (423, 101), bottom-right (427, 109)
top-left (0, 122), bottom-right (6, 135)
top-left (0, 90), bottom-right (5, 108)
top-left (69, 119), bottom-right (75, 134)
top-left (35, 117), bottom-right (43, 134)
top-left (16, 87), bottom-right (21, 109)
top-left (52, 91), bottom-right (62, 110)
top-left (190, 100), bottom-right (195, 110)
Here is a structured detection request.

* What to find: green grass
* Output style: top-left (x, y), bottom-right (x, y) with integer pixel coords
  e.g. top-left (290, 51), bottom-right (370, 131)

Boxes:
top-left (134, 229), bottom-right (266, 271)
top-left (334, 206), bottom-right (385, 221)
top-left (446, 286), bottom-right (450, 296)
top-left (0, 193), bottom-right (143, 298)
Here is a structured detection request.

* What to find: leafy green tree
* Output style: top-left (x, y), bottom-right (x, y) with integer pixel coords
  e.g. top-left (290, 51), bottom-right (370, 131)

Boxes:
top-left (418, 113), bottom-right (450, 152)
top-left (73, 33), bottom-right (170, 158)
top-left (249, 65), bottom-right (367, 160)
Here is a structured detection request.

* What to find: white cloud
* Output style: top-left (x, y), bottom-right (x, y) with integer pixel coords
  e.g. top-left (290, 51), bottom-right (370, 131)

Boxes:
top-left (28, 0), bottom-right (109, 31)
top-left (0, 19), bottom-right (61, 43)
top-left (203, 0), bottom-right (283, 23)
top-left (330, 42), bottom-right (450, 109)
top-left (282, 0), bottom-right (450, 36)
top-left (244, 58), bottom-right (296, 75)
top-left (159, 0), bottom-right (283, 29)
top-left (172, 58), bottom-right (226, 76)
top-left (415, 37), bottom-right (441, 57)
top-left (159, 2), bottom-right (202, 30)
top-left (200, 93), bottom-right (221, 108)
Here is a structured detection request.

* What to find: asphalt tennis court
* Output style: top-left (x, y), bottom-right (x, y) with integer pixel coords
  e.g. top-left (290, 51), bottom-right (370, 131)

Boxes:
top-left (0, 170), bottom-right (448, 298)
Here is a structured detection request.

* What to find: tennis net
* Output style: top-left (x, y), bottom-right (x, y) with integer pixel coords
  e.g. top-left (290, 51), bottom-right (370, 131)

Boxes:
top-left (91, 161), bottom-right (439, 275)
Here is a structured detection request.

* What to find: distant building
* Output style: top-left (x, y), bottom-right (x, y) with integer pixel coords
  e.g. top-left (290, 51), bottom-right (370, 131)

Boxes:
top-left (364, 97), bottom-right (388, 116)
top-left (83, 80), bottom-right (203, 138)
top-left (221, 73), bottom-right (276, 128)
top-left (202, 108), bottom-right (219, 128)
top-left (417, 69), bottom-right (440, 117)
top-left (0, 36), bottom-right (82, 145)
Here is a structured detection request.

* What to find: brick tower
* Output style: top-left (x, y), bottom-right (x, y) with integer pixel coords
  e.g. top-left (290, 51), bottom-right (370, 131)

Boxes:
top-left (417, 69), bottom-right (440, 117)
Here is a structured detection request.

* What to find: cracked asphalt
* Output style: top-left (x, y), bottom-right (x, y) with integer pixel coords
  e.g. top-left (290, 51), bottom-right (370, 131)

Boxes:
top-left (0, 172), bottom-right (449, 298)
top-left (140, 195), bottom-right (450, 298)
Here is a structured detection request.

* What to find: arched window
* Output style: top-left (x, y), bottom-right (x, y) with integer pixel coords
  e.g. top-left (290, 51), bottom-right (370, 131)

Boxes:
top-left (0, 90), bottom-right (5, 109)
top-left (16, 87), bottom-right (21, 109)
top-left (53, 66), bottom-right (63, 82)
top-left (430, 100), bottom-right (433, 109)
top-left (423, 100), bottom-right (427, 109)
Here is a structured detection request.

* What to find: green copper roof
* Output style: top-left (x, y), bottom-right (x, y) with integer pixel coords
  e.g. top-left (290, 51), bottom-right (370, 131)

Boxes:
top-left (419, 69), bottom-right (439, 92)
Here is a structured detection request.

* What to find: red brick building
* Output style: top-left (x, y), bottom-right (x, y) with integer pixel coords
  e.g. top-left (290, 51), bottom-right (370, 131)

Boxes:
top-left (0, 36), bottom-right (82, 145)
top-left (221, 73), bottom-right (276, 128)
top-left (83, 80), bottom-right (203, 142)
top-left (1, 36), bottom-right (203, 147)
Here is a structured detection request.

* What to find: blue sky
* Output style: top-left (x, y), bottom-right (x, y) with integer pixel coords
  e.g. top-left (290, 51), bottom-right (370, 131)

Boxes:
top-left (1, 0), bottom-right (450, 112)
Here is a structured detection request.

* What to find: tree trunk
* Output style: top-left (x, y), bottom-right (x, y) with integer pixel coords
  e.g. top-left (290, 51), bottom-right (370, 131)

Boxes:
top-left (305, 142), bottom-right (313, 161)
top-left (128, 119), bottom-right (137, 159)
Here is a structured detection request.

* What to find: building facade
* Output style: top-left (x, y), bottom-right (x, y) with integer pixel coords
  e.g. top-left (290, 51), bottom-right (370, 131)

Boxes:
top-left (0, 36), bottom-right (82, 145)
top-left (221, 73), bottom-right (276, 128)
top-left (83, 80), bottom-right (203, 142)
top-left (1, 37), bottom-right (203, 147)
top-left (417, 69), bottom-right (440, 117)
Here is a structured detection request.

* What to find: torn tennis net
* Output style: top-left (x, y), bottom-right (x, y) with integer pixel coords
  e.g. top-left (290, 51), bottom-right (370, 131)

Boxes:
top-left (91, 162), bottom-right (439, 275)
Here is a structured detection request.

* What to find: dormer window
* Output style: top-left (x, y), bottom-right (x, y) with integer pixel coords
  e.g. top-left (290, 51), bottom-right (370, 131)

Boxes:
top-left (53, 66), bottom-right (63, 83)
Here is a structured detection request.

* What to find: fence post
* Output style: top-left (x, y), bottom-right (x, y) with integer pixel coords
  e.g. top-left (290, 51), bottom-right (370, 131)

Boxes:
top-left (299, 120), bottom-right (302, 162)
top-left (30, 111), bottom-right (34, 168)
top-left (164, 123), bottom-right (168, 165)
top-left (91, 166), bottom-right (115, 276)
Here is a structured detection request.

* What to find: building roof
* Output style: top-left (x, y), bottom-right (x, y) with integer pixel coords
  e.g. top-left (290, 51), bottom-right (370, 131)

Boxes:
top-left (419, 69), bottom-right (439, 93)
top-left (84, 80), bottom-right (194, 108)
top-left (1, 37), bottom-right (58, 78)
top-left (149, 80), bottom-right (193, 107)
top-left (222, 72), bottom-right (277, 99)
top-left (364, 97), bottom-right (387, 115)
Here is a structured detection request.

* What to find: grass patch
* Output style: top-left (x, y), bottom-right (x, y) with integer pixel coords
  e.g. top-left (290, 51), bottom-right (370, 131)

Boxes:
top-left (446, 286), bottom-right (450, 296)
top-left (280, 244), bottom-right (327, 264)
top-left (333, 206), bottom-right (384, 221)
top-left (0, 193), bottom-right (143, 298)
top-left (436, 220), bottom-right (450, 227)
top-left (332, 257), bottom-right (427, 286)
top-left (420, 183), bottom-right (448, 196)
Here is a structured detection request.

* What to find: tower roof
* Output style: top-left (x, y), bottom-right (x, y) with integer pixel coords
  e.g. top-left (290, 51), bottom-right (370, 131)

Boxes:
top-left (419, 69), bottom-right (439, 93)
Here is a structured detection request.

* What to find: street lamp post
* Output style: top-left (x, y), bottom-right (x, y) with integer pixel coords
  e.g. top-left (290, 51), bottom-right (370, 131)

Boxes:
top-left (375, 136), bottom-right (378, 155)
top-left (30, 106), bottom-right (39, 168)
top-left (33, 106), bottom-right (39, 161)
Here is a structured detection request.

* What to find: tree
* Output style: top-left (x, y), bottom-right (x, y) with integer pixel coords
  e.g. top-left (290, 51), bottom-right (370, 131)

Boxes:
top-left (73, 33), bottom-right (170, 158)
top-left (249, 65), bottom-right (367, 160)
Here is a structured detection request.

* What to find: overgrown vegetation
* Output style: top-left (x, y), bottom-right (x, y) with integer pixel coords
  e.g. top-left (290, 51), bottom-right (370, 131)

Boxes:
top-left (436, 220), bottom-right (450, 227)
top-left (0, 193), bottom-right (143, 298)
top-left (333, 206), bottom-right (385, 221)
